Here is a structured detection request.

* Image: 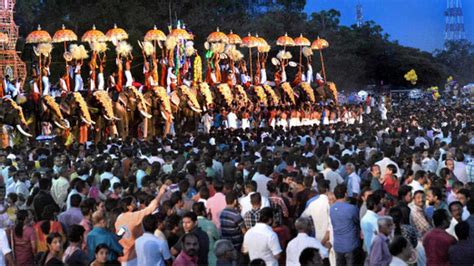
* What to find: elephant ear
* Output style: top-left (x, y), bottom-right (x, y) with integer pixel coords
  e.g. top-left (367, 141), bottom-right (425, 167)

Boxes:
top-left (170, 91), bottom-right (180, 107)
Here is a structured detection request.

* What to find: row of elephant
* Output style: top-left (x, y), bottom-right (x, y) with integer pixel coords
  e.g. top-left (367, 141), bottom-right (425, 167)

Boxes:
top-left (0, 81), bottom-right (337, 146)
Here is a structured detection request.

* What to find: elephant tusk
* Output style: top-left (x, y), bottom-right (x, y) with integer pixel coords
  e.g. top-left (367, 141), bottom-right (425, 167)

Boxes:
top-left (16, 124), bottom-right (32, 138)
top-left (81, 116), bottom-right (91, 125)
top-left (113, 116), bottom-right (121, 120)
top-left (103, 114), bottom-right (113, 121)
top-left (54, 120), bottom-right (65, 129)
top-left (187, 100), bottom-right (202, 113)
top-left (62, 119), bottom-right (70, 129)
top-left (140, 109), bottom-right (152, 119)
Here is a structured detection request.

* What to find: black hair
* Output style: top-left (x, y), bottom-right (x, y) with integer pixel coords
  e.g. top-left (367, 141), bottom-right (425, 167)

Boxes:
top-left (192, 202), bottom-right (206, 216)
top-left (68, 224), bottom-right (85, 243)
top-left (389, 236), bottom-right (408, 256)
top-left (95, 243), bottom-right (109, 254)
top-left (258, 207), bottom-right (273, 224)
top-left (183, 211), bottom-right (197, 222)
top-left (15, 210), bottom-right (29, 237)
top-left (334, 184), bottom-right (347, 199)
top-left (398, 185), bottom-right (412, 200)
top-left (142, 214), bottom-right (157, 233)
top-left (299, 247), bottom-right (321, 265)
top-left (454, 221), bottom-right (470, 240)
top-left (432, 209), bottom-right (449, 227)
top-left (366, 194), bottom-right (381, 211)
top-left (70, 194), bottom-right (82, 208)
top-left (225, 191), bottom-right (237, 205)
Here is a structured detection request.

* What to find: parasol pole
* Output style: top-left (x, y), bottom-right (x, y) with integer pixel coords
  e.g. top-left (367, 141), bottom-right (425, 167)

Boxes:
top-left (319, 49), bottom-right (326, 82)
top-left (249, 47), bottom-right (253, 83)
top-left (299, 46), bottom-right (303, 73)
top-left (63, 41), bottom-right (70, 91)
top-left (38, 53), bottom-right (42, 95)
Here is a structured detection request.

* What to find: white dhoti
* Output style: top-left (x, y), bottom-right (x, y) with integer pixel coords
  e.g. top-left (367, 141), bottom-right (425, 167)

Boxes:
top-left (98, 73), bottom-right (105, 90)
top-left (242, 118), bottom-right (250, 130)
top-left (125, 70), bottom-right (133, 87)
top-left (74, 74), bottom-right (83, 92)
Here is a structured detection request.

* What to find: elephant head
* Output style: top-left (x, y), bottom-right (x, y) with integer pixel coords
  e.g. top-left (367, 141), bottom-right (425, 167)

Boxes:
top-left (41, 95), bottom-right (70, 130)
top-left (92, 91), bottom-right (119, 121)
top-left (198, 82), bottom-right (214, 110)
top-left (127, 86), bottom-right (152, 119)
top-left (176, 85), bottom-right (202, 113)
top-left (0, 98), bottom-right (32, 137)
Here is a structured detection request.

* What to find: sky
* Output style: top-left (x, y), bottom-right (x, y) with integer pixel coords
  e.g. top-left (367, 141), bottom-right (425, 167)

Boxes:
top-left (305, 0), bottom-right (474, 52)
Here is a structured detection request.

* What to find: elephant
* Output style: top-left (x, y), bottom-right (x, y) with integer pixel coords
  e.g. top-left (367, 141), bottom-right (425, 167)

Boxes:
top-left (89, 91), bottom-right (119, 143)
top-left (60, 92), bottom-right (95, 144)
top-left (170, 85), bottom-right (202, 133)
top-left (143, 86), bottom-right (173, 139)
top-left (114, 86), bottom-right (152, 139)
top-left (0, 98), bottom-right (32, 148)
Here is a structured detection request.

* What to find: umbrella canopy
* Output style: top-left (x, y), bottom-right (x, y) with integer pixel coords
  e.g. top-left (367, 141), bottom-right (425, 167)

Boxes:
top-left (255, 34), bottom-right (268, 47)
top-left (227, 30), bottom-right (242, 45)
top-left (106, 24), bottom-right (128, 42)
top-left (170, 28), bottom-right (191, 40)
top-left (207, 27), bottom-right (228, 43)
top-left (241, 33), bottom-right (259, 48)
top-left (311, 37), bottom-right (329, 50)
top-left (52, 24), bottom-right (78, 43)
top-left (82, 25), bottom-right (107, 43)
top-left (26, 25), bottom-right (52, 44)
top-left (0, 32), bottom-right (8, 44)
top-left (144, 25), bottom-right (166, 42)
top-left (276, 33), bottom-right (295, 47)
top-left (294, 34), bottom-right (310, 47)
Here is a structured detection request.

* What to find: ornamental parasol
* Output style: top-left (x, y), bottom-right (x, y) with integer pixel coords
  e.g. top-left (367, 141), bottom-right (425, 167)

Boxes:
top-left (53, 25), bottom-right (78, 43)
top-left (81, 25), bottom-right (107, 43)
top-left (276, 32), bottom-right (295, 49)
top-left (294, 34), bottom-right (311, 72)
top-left (106, 24), bottom-right (128, 43)
top-left (227, 30), bottom-right (242, 45)
top-left (311, 37), bottom-right (329, 82)
top-left (26, 25), bottom-right (52, 44)
top-left (207, 27), bottom-right (228, 43)
top-left (144, 25), bottom-right (166, 42)
top-left (241, 33), bottom-right (260, 82)
top-left (170, 28), bottom-right (191, 40)
top-left (0, 32), bottom-right (8, 44)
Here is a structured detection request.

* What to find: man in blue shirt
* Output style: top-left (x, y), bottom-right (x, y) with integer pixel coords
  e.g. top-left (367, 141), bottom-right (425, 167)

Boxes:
top-left (135, 214), bottom-right (171, 266)
top-left (329, 184), bottom-right (361, 265)
top-left (87, 210), bottom-right (123, 262)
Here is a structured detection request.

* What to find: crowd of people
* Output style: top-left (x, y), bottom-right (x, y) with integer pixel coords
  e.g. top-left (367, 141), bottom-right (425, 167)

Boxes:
top-left (0, 93), bottom-right (473, 266)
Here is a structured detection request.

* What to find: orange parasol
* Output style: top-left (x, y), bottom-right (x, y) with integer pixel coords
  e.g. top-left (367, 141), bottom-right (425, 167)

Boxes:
top-left (81, 25), bottom-right (107, 43)
top-left (0, 32), bottom-right (8, 44)
top-left (170, 28), bottom-right (191, 40)
top-left (207, 27), bottom-right (229, 43)
top-left (52, 25), bottom-right (78, 43)
top-left (311, 37), bottom-right (330, 82)
top-left (26, 25), bottom-right (52, 44)
top-left (255, 34), bottom-right (268, 48)
top-left (227, 30), bottom-right (242, 45)
top-left (276, 33), bottom-right (295, 47)
top-left (311, 37), bottom-right (329, 50)
top-left (106, 24), bottom-right (128, 42)
top-left (241, 33), bottom-right (260, 82)
top-left (294, 34), bottom-right (311, 71)
top-left (144, 25), bottom-right (166, 42)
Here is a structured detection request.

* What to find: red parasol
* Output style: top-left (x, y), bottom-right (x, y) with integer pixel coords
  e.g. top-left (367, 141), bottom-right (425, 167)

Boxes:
top-left (276, 33), bottom-right (295, 47)
top-left (170, 28), bottom-right (191, 40)
top-left (81, 25), bottom-right (107, 43)
top-left (311, 37), bottom-right (330, 82)
top-left (207, 27), bottom-right (229, 43)
top-left (227, 30), bottom-right (242, 45)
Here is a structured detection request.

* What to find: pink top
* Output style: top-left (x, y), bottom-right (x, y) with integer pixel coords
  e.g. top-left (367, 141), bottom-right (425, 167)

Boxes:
top-left (13, 226), bottom-right (36, 266)
top-left (206, 192), bottom-right (226, 230)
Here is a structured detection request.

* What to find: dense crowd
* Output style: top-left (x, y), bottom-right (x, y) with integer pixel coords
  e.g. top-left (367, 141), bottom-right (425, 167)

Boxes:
top-left (0, 94), bottom-right (473, 266)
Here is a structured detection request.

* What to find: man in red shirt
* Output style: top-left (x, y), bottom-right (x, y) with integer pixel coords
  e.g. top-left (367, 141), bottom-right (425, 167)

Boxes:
top-left (173, 233), bottom-right (199, 266)
top-left (423, 209), bottom-right (457, 266)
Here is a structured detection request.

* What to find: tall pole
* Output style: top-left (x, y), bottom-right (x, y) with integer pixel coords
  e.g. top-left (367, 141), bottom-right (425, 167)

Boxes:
top-left (249, 48), bottom-right (253, 83)
top-left (319, 49), bottom-right (327, 82)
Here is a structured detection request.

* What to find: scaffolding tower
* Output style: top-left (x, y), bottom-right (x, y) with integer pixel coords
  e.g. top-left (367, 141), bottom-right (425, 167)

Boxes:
top-left (356, 2), bottom-right (363, 27)
top-left (0, 0), bottom-right (26, 83)
top-left (445, 0), bottom-right (466, 41)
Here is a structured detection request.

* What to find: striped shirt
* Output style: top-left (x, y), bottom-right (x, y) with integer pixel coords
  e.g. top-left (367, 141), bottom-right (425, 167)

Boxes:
top-left (220, 207), bottom-right (245, 250)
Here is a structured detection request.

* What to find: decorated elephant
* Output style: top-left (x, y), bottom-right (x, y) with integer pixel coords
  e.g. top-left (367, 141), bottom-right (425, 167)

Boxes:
top-left (0, 98), bottom-right (32, 148)
top-left (60, 92), bottom-right (95, 144)
top-left (114, 86), bottom-right (152, 139)
top-left (143, 86), bottom-right (173, 139)
top-left (170, 85), bottom-right (202, 132)
top-left (89, 91), bottom-right (119, 143)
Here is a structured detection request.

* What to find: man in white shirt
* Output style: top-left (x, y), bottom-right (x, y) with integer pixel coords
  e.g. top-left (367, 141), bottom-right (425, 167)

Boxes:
top-left (0, 228), bottom-right (14, 266)
top-left (242, 207), bottom-right (282, 266)
top-left (375, 148), bottom-right (401, 178)
top-left (227, 109), bottom-right (238, 129)
top-left (252, 164), bottom-right (271, 198)
top-left (345, 163), bottom-right (361, 198)
top-left (361, 194), bottom-right (382, 252)
top-left (239, 181), bottom-right (270, 217)
top-left (14, 170), bottom-right (29, 199)
top-left (301, 180), bottom-right (331, 243)
top-left (408, 170), bottom-right (426, 193)
top-left (286, 217), bottom-right (328, 266)
top-left (321, 158), bottom-right (344, 192)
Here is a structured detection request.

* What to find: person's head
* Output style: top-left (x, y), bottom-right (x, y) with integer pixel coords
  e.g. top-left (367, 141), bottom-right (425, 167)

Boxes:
top-left (142, 214), bottom-right (157, 233)
top-left (361, 188), bottom-right (373, 202)
top-left (250, 192), bottom-right (262, 209)
top-left (378, 216), bottom-right (394, 236)
top-left (121, 196), bottom-right (137, 212)
top-left (449, 201), bottom-right (463, 221)
top-left (414, 170), bottom-right (427, 184)
top-left (432, 209), bottom-right (450, 229)
top-left (317, 179), bottom-right (329, 194)
top-left (366, 193), bottom-right (382, 213)
top-left (92, 210), bottom-right (106, 227)
top-left (39, 178), bottom-right (52, 190)
top-left (295, 217), bottom-right (312, 235)
top-left (466, 199), bottom-right (474, 216)
top-left (70, 193), bottom-right (82, 208)
top-left (182, 211), bottom-right (197, 232)
top-left (457, 189), bottom-right (470, 206)
top-left (345, 163), bottom-right (355, 175)
top-left (214, 239), bottom-right (237, 262)
top-left (47, 232), bottom-right (62, 254)
top-left (258, 207), bottom-right (273, 225)
top-left (427, 187), bottom-right (442, 206)
top-left (225, 191), bottom-right (238, 207)
top-left (371, 164), bottom-right (381, 177)
top-left (454, 221), bottom-right (470, 241)
top-left (334, 184), bottom-right (347, 200)
top-left (413, 190), bottom-right (425, 208)
top-left (445, 158), bottom-right (454, 171)
top-left (299, 247), bottom-right (322, 266)
top-left (94, 244), bottom-right (109, 263)
top-left (15, 209), bottom-right (32, 237)
top-left (386, 164), bottom-right (397, 176)
top-left (68, 224), bottom-right (85, 244)
top-left (389, 236), bottom-right (412, 261)
top-left (245, 180), bottom-right (257, 194)
top-left (182, 233), bottom-right (199, 257)
top-left (398, 185), bottom-right (412, 203)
